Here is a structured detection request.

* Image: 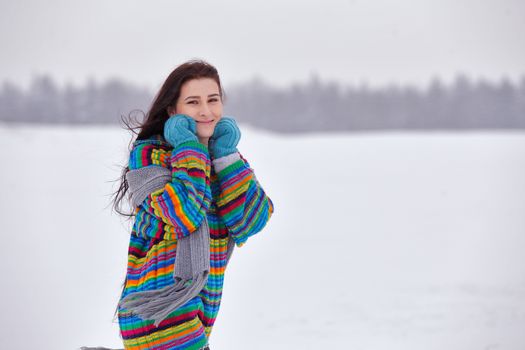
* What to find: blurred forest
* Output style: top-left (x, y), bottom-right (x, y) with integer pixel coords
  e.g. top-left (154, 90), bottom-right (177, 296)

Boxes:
top-left (1, 73), bottom-right (524, 132)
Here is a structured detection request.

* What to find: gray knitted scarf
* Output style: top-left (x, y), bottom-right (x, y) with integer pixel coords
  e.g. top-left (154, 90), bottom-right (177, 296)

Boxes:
top-left (117, 164), bottom-right (235, 327)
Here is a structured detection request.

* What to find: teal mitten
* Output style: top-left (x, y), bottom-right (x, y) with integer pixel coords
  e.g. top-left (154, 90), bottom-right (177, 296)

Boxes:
top-left (209, 116), bottom-right (241, 159)
top-left (163, 114), bottom-right (198, 148)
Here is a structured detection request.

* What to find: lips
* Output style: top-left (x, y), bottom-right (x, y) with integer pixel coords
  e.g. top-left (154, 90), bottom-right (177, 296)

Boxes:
top-left (197, 120), bottom-right (214, 124)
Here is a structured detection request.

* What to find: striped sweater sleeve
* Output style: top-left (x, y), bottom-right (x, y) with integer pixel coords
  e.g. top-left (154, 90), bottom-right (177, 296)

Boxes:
top-left (212, 152), bottom-right (274, 247)
top-left (130, 139), bottom-right (212, 240)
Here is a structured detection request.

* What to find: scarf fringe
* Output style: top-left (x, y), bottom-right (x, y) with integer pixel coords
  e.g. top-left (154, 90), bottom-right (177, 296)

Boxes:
top-left (119, 272), bottom-right (209, 327)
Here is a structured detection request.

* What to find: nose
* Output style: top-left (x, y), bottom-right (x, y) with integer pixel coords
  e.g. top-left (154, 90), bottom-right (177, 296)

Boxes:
top-left (199, 103), bottom-right (211, 117)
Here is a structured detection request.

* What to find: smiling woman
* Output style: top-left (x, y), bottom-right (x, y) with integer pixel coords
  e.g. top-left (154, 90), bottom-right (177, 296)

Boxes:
top-left (82, 59), bottom-right (275, 350)
top-left (166, 78), bottom-right (223, 146)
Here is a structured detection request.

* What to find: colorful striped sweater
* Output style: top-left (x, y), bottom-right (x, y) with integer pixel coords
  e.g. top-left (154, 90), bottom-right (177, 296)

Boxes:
top-left (118, 135), bottom-right (274, 350)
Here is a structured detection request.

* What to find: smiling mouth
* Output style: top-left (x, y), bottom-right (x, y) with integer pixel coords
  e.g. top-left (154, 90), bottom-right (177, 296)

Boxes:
top-left (197, 120), bottom-right (214, 124)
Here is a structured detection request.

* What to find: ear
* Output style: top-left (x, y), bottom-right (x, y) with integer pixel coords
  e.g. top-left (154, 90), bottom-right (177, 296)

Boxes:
top-left (166, 106), bottom-right (175, 117)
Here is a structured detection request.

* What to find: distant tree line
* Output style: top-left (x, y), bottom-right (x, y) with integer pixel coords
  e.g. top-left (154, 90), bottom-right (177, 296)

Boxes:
top-left (1, 73), bottom-right (524, 132)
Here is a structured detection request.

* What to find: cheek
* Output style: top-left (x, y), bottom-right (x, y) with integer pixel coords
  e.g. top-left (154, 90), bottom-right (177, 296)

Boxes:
top-left (175, 105), bottom-right (197, 119)
top-left (210, 117), bottom-right (221, 131)
top-left (212, 104), bottom-right (223, 116)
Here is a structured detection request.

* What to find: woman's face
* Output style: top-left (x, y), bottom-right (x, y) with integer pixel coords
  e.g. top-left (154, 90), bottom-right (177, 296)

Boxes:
top-left (167, 77), bottom-right (223, 145)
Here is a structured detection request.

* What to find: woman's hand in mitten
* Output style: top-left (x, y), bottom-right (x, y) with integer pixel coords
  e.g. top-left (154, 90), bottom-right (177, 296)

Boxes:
top-left (163, 114), bottom-right (198, 148)
top-left (209, 116), bottom-right (241, 159)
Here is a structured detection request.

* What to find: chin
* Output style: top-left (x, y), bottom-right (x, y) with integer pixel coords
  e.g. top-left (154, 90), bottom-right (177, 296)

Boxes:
top-left (196, 131), bottom-right (213, 139)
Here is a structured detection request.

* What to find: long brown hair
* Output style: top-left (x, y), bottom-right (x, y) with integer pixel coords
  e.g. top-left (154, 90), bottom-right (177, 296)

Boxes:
top-left (109, 59), bottom-right (226, 219)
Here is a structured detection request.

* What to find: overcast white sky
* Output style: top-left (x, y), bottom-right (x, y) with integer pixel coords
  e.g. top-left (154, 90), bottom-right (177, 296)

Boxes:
top-left (1, 0), bottom-right (524, 90)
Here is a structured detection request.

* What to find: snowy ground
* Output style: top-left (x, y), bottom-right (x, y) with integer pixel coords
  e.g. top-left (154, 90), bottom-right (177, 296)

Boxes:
top-left (1, 123), bottom-right (524, 350)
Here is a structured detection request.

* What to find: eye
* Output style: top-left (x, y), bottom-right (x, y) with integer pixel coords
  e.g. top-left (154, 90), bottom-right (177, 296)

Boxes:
top-left (187, 100), bottom-right (198, 104)
top-left (209, 98), bottom-right (219, 103)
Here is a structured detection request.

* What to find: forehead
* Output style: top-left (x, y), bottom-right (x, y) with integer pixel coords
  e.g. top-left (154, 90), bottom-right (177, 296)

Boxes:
top-left (180, 78), bottom-right (220, 97)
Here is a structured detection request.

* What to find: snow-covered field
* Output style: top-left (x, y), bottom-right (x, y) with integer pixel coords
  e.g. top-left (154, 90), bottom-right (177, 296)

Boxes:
top-left (1, 123), bottom-right (525, 350)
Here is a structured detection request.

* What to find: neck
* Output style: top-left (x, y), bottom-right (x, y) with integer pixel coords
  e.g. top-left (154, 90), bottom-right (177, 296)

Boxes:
top-left (198, 137), bottom-right (209, 147)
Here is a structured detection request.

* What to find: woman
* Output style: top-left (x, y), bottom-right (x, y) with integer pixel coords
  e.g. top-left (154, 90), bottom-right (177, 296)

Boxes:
top-left (112, 59), bottom-right (274, 349)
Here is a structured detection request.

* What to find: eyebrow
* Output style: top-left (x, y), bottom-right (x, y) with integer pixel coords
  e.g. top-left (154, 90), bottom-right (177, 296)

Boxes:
top-left (184, 93), bottom-right (220, 101)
